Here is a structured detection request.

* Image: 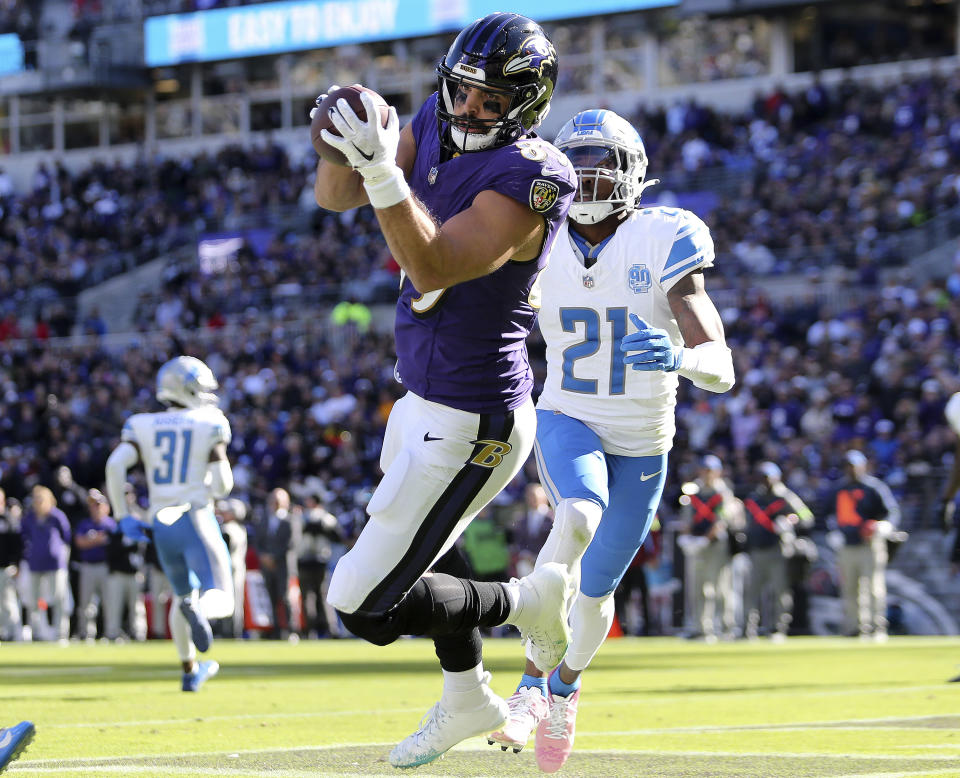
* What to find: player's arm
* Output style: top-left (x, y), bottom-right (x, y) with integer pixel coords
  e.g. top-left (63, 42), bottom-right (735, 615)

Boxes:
top-left (316, 90), bottom-right (545, 291)
top-left (314, 121), bottom-right (416, 212)
top-left (374, 189), bottom-right (544, 292)
top-left (621, 269), bottom-right (734, 392)
top-left (105, 440), bottom-right (140, 519)
top-left (206, 442), bottom-right (233, 499)
top-left (667, 270), bottom-right (735, 392)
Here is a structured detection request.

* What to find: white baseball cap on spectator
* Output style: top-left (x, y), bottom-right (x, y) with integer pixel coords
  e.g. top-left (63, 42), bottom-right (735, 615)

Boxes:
top-left (874, 419), bottom-right (894, 435)
top-left (844, 450), bottom-right (868, 467)
top-left (758, 462), bottom-right (782, 480)
top-left (701, 454), bottom-right (723, 472)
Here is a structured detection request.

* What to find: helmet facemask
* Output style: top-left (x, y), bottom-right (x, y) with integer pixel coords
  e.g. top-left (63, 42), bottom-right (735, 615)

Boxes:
top-left (563, 143), bottom-right (646, 225)
top-left (437, 67), bottom-right (519, 153)
top-left (435, 13), bottom-right (557, 155)
top-left (554, 109), bottom-right (659, 225)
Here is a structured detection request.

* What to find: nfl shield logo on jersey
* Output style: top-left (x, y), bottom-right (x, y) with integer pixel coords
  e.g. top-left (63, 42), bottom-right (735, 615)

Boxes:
top-left (427, 166), bottom-right (438, 186)
top-left (529, 179), bottom-right (560, 213)
top-left (583, 275), bottom-right (594, 288)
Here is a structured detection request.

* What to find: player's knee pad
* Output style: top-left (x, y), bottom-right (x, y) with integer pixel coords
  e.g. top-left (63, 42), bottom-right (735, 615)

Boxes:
top-left (337, 607), bottom-right (400, 647)
top-left (537, 498), bottom-right (603, 569)
top-left (366, 448), bottom-right (412, 522)
top-left (325, 558), bottom-right (358, 613)
top-left (566, 591), bottom-right (616, 672)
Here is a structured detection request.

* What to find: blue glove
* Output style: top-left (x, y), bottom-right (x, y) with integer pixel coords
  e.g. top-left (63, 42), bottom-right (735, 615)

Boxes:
top-left (621, 314), bottom-right (682, 372)
top-left (118, 515), bottom-right (149, 543)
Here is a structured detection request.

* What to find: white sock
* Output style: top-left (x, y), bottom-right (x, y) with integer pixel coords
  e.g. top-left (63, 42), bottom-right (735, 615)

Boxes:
top-left (441, 664), bottom-right (485, 710)
top-left (565, 592), bottom-right (615, 672)
top-left (169, 598), bottom-right (196, 665)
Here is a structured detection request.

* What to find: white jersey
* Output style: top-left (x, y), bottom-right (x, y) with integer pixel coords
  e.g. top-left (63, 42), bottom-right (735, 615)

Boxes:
top-left (946, 392), bottom-right (960, 435)
top-left (121, 406), bottom-right (232, 514)
top-left (537, 206), bottom-right (715, 456)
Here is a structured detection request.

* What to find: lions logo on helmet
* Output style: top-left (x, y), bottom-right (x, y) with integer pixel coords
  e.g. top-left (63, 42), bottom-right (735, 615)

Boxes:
top-left (436, 13), bottom-right (558, 154)
top-left (554, 109), bottom-right (659, 225)
top-left (156, 356), bottom-right (220, 409)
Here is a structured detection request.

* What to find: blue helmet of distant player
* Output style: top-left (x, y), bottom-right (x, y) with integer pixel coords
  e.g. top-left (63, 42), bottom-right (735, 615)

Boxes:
top-left (554, 109), bottom-right (657, 225)
top-left (156, 355), bottom-right (219, 409)
top-left (436, 12), bottom-right (557, 154)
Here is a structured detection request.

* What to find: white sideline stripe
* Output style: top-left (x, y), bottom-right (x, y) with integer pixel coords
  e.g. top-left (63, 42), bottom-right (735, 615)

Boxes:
top-left (598, 683), bottom-right (953, 702)
top-left (17, 743), bottom-right (393, 767)
top-left (45, 708), bottom-right (421, 729)
top-left (8, 768), bottom-right (411, 777)
top-left (591, 727), bottom-right (959, 736)
top-left (3, 666), bottom-right (115, 676)
top-left (822, 772), bottom-right (960, 778)
top-left (16, 743), bottom-right (960, 769)
top-left (46, 709), bottom-right (955, 733)
top-left (584, 712), bottom-right (960, 736)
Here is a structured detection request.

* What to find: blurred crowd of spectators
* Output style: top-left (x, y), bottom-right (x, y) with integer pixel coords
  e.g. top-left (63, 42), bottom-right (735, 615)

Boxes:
top-left (0, 275), bottom-right (956, 640)
top-left (0, 142), bottom-right (309, 331)
top-left (1, 273), bottom-right (956, 538)
top-left (2, 67), bottom-right (958, 336)
top-left (631, 66), bottom-right (960, 277)
top-left (0, 0), bottom-right (35, 38)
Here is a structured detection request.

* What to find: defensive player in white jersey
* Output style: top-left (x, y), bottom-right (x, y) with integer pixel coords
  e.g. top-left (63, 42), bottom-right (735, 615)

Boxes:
top-left (105, 356), bottom-right (235, 692)
top-left (489, 109), bottom-right (735, 772)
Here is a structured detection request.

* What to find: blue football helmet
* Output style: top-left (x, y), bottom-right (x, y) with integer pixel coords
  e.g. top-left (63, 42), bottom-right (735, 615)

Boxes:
top-left (436, 12), bottom-right (557, 153)
top-left (156, 356), bottom-right (219, 409)
top-left (554, 109), bottom-right (657, 224)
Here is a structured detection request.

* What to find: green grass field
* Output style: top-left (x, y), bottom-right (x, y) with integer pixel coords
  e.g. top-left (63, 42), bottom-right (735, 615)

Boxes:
top-left (3, 636), bottom-right (960, 777)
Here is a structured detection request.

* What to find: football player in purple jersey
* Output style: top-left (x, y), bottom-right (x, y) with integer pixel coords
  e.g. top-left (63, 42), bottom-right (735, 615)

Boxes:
top-left (312, 12), bottom-right (578, 769)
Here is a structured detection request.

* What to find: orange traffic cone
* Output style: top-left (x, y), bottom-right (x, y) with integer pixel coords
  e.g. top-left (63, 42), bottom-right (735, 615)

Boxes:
top-left (607, 613), bottom-right (624, 638)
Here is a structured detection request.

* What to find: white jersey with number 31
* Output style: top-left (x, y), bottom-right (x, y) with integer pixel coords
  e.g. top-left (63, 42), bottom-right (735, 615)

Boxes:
top-left (537, 206), bottom-right (715, 456)
top-left (121, 406), bottom-right (232, 513)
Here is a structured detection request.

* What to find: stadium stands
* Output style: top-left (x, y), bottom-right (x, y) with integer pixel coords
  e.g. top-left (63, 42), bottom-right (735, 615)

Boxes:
top-left (1, 0), bottom-right (958, 642)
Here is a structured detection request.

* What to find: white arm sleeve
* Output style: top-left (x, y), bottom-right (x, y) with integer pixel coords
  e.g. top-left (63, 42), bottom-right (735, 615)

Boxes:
top-left (105, 442), bottom-right (139, 518)
top-left (206, 459), bottom-right (234, 498)
top-left (678, 340), bottom-right (736, 393)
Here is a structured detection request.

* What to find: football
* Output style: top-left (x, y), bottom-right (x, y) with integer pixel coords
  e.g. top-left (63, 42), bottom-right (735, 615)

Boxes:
top-left (311, 85), bottom-right (390, 167)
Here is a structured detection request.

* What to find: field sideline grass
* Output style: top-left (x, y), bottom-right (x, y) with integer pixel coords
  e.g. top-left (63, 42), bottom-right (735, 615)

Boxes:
top-left (3, 635), bottom-right (960, 777)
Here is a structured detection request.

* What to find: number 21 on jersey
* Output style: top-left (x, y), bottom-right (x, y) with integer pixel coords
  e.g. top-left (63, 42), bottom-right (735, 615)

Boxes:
top-left (560, 306), bottom-right (627, 395)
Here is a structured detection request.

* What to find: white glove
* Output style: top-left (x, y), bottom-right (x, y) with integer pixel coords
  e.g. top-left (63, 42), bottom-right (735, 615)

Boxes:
top-left (308, 84), bottom-right (341, 121)
top-left (321, 92), bottom-right (399, 178)
top-left (320, 92), bottom-right (408, 209)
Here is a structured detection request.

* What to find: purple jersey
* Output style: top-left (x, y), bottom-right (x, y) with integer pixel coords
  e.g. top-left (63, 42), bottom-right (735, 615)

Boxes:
top-left (394, 93), bottom-right (575, 413)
